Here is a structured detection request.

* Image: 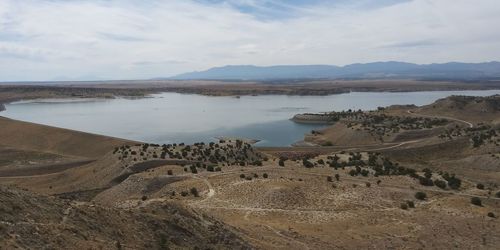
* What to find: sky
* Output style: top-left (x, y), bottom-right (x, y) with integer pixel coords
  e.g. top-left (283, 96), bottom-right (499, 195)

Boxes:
top-left (0, 0), bottom-right (500, 81)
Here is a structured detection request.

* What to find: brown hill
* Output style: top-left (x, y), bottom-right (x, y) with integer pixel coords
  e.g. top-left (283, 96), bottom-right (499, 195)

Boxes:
top-left (0, 116), bottom-right (136, 159)
top-left (417, 95), bottom-right (500, 124)
top-left (0, 185), bottom-right (250, 249)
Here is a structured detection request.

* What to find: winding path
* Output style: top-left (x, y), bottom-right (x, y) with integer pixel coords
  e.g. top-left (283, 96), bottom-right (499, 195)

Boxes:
top-left (407, 110), bottom-right (474, 128)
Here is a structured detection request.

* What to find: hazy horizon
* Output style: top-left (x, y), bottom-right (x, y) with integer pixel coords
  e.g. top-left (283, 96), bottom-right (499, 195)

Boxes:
top-left (1, 0), bottom-right (500, 81)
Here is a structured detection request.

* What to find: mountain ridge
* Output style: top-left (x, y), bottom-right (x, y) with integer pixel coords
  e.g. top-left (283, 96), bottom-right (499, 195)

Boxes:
top-left (169, 61), bottom-right (500, 80)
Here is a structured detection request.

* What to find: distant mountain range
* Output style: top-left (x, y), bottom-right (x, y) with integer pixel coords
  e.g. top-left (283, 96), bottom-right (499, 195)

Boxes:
top-left (169, 61), bottom-right (500, 80)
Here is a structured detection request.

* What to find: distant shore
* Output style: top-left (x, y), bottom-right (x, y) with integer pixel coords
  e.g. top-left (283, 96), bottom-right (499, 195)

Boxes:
top-left (2, 79), bottom-right (500, 106)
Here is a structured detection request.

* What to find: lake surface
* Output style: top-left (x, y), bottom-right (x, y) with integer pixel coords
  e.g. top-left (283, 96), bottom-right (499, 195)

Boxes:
top-left (2, 90), bottom-right (500, 146)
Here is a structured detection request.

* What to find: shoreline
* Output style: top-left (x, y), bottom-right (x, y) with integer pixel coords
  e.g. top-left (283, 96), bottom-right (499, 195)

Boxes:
top-left (2, 79), bottom-right (500, 106)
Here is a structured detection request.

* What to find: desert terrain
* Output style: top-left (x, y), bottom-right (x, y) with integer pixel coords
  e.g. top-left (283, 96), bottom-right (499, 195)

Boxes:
top-left (1, 94), bottom-right (499, 249)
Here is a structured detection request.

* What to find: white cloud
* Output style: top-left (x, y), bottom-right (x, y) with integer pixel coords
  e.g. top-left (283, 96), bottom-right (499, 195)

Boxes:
top-left (0, 0), bottom-right (499, 81)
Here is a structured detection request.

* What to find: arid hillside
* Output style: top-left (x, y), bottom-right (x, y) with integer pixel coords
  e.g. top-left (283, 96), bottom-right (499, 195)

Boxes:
top-left (416, 95), bottom-right (500, 124)
top-left (0, 185), bottom-right (250, 249)
top-left (0, 117), bottom-right (135, 159)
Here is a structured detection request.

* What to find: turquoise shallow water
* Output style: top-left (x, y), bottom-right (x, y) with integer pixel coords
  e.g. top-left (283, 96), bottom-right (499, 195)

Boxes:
top-left (2, 90), bottom-right (500, 146)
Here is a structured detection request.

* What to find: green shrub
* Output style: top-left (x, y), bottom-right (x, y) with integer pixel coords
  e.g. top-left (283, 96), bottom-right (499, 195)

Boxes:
top-left (415, 191), bottom-right (427, 200)
top-left (400, 203), bottom-right (408, 210)
top-left (302, 159), bottom-right (314, 168)
top-left (476, 183), bottom-right (485, 190)
top-left (335, 174), bottom-right (340, 181)
top-left (167, 170), bottom-right (173, 175)
top-left (471, 197), bottom-right (482, 206)
top-left (434, 179), bottom-right (447, 189)
top-left (263, 173), bottom-right (268, 178)
top-left (240, 174), bottom-right (245, 179)
top-left (487, 212), bottom-right (496, 218)
top-left (327, 176), bottom-right (333, 182)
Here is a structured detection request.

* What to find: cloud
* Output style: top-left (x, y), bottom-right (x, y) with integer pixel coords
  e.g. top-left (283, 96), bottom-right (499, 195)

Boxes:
top-left (0, 0), bottom-right (499, 81)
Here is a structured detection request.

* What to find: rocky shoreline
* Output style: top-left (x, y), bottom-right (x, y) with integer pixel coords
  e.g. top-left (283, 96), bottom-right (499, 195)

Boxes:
top-left (0, 103), bottom-right (5, 112)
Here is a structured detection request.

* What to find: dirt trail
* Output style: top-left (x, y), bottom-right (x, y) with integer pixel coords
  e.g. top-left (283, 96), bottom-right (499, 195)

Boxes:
top-left (407, 110), bottom-right (474, 128)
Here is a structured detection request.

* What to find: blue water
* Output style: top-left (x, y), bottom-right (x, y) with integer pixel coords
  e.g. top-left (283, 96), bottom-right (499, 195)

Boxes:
top-left (2, 90), bottom-right (499, 146)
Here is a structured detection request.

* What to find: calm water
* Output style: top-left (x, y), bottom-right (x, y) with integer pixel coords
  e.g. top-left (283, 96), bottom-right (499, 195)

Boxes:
top-left (2, 90), bottom-right (500, 146)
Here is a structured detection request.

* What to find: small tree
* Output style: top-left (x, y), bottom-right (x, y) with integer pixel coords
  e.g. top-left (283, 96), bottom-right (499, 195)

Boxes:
top-left (400, 203), bottom-right (408, 210)
top-left (240, 174), bottom-right (245, 179)
top-left (487, 212), bottom-right (496, 218)
top-left (476, 183), bottom-right (485, 190)
top-left (141, 195), bottom-right (147, 201)
top-left (335, 174), bottom-right (340, 181)
top-left (471, 197), bottom-right (482, 206)
top-left (415, 191), bottom-right (427, 200)
top-left (327, 176), bottom-right (333, 182)
top-left (263, 173), bottom-right (268, 178)
top-left (365, 182), bottom-right (371, 188)
top-left (167, 170), bottom-right (173, 175)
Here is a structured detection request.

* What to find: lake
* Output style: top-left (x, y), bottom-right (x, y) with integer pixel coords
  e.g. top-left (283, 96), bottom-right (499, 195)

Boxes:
top-left (2, 90), bottom-right (500, 146)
